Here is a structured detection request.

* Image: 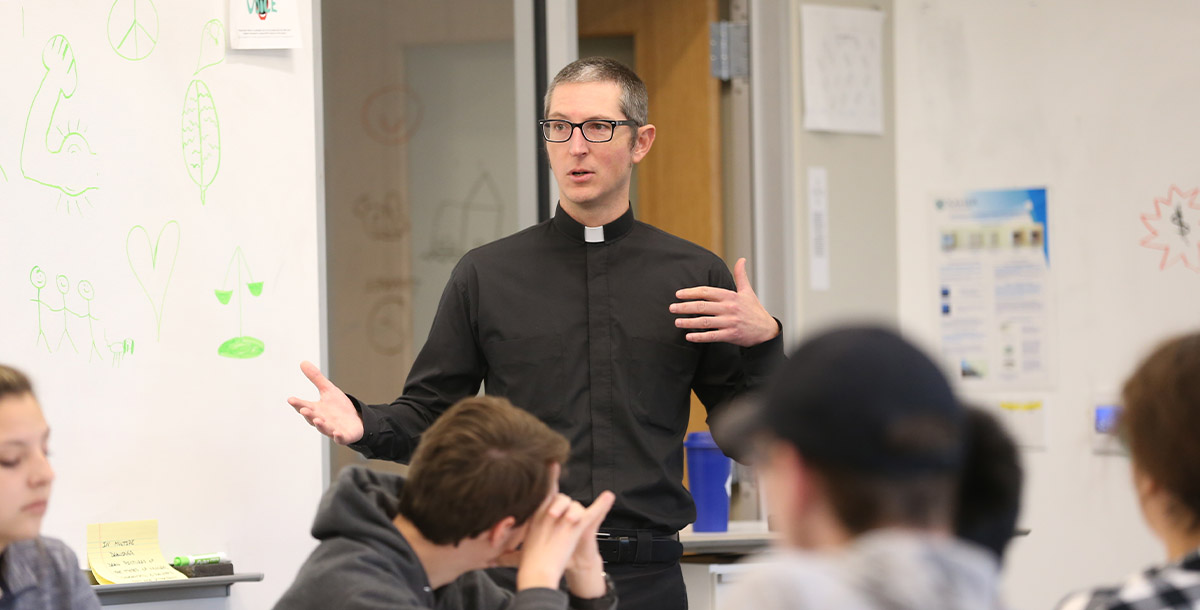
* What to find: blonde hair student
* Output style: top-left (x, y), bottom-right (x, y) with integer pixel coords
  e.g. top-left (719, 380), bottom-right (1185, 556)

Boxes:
top-left (0, 364), bottom-right (99, 610)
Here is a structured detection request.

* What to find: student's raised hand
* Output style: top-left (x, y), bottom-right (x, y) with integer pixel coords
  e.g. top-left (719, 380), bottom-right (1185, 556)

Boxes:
top-left (564, 490), bottom-right (614, 599)
top-left (287, 360), bottom-right (364, 445)
top-left (671, 257), bottom-right (779, 347)
top-left (516, 491), bottom-right (614, 594)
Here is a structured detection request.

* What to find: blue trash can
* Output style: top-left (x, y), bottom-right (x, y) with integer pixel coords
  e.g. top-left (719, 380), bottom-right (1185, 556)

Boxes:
top-left (685, 431), bottom-right (731, 532)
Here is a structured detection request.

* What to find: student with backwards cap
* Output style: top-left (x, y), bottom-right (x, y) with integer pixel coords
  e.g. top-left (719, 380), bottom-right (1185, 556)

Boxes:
top-left (718, 326), bottom-right (1005, 610)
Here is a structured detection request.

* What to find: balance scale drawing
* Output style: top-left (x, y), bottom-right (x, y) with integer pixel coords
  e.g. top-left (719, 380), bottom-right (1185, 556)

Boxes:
top-left (214, 246), bottom-right (265, 359)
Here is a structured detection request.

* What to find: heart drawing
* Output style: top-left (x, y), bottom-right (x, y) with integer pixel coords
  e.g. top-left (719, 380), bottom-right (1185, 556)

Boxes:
top-left (126, 221), bottom-right (180, 339)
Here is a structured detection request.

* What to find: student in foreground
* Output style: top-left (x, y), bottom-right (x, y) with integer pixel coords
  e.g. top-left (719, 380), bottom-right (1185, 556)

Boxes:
top-left (274, 395), bottom-right (617, 610)
top-left (1056, 331), bottom-right (1200, 610)
top-left (0, 364), bottom-right (100, 610)
top-left (719, 326), bottom-right (1004, 610)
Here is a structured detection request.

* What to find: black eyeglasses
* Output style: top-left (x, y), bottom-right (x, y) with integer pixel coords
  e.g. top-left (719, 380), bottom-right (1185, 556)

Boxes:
top-left (539, 119), bottom-right (639, 143)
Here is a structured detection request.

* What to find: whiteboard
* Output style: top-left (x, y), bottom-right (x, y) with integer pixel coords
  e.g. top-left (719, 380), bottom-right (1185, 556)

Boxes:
top-left (0, 1), bottom-right (324, 608)
top-left (894, 2), bottom-right (1200, 608)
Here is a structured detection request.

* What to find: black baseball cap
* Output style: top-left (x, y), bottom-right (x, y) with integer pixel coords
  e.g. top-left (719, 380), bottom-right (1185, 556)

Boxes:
top-left (722, 326), bottom-right (966, 477)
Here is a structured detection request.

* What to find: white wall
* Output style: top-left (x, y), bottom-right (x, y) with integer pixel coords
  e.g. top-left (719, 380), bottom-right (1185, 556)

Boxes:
top-left (895, 1), bottom-right (1200, 607)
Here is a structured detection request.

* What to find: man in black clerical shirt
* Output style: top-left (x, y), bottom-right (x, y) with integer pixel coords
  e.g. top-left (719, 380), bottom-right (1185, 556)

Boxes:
top-left (289, 57), bottom-right (784, 610)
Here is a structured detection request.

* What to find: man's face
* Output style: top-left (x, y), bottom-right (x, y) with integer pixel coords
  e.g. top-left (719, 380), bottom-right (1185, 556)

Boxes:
top-left (544, 81), bottom-right (651, 214)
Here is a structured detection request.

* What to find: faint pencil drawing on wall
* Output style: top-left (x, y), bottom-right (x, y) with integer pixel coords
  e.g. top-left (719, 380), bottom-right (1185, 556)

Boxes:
top-left (422, 173), bottom-right (506, 262)
top-left (354, 190), bottom-right (410, 242)
top-left (367, 294), bottom-right (409, 356)
top-left (361, 84), bottom-right (423, 146)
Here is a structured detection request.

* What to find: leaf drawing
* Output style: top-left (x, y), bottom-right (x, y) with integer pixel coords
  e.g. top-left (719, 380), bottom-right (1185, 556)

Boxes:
top-left (194, 19), bottom-right (226, 75)
top-left (181, 79), bottom-right (221, 205)
top-left (107, 0), bottom-right (159, 61)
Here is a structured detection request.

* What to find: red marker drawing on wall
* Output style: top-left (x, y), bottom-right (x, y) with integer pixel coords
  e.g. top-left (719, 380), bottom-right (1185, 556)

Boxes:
top-left (1140, 185), bottom-right (1200, 272)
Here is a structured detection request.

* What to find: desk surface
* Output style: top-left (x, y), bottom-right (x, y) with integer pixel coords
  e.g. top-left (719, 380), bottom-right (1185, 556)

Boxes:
top-left (680, 525), bottom-right (777, 555)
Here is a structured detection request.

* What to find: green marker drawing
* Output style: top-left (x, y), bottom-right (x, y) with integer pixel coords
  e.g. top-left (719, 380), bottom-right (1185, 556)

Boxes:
top-left (107, 0), bottom-right (158, 61)
top-left (76, 280), bottom-right (105, 362)
top-left (104, 331), bottom-right (135, 367)
top-left (29, 266), bottom-right (51, 352)
top-left (215, 247), bottom-right (265, 359)
top-left (1, 164), bottom-right (8, 182)
top-left (127, 221), bottom-right (180, 340)
top-left (194, 19), bottom-right (226, 75)
top-left (20, 35), bottom-right (100, 211)
top-left (181, 80), bottom-right (220, 205)
top-left (51, 274), bottom-right (78, 354)
top-left (30, 265), bottom-right (132, 364)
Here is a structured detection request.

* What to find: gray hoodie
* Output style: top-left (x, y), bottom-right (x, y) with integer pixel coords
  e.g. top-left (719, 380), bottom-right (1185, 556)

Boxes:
top-left (721, 530), bottom-right (1005, 610)
top-left (273, 466), bottom-right (614, 610)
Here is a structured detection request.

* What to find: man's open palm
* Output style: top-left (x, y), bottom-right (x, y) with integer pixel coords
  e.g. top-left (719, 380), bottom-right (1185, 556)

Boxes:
top-left (287, 361), bottom-right (364, 445)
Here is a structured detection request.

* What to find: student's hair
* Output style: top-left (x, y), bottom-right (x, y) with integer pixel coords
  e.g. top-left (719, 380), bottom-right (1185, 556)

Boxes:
top-left (0, 365), bottom-right (34, 401)
top-left (397, 395), bottom-right (569, 545)
top-left (1121, 331), bottom-right (1200, 531)
top-left (544, 56), bottom-right (649, 127)
top-left (955, 406), bottom-right (1023, 563)
top-left (808, 415), bottom-right (962, 535)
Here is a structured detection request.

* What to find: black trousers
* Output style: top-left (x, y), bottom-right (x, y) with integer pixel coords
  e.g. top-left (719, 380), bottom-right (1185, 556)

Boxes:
top-left (483, 561), bottom-right (687, 610)
top-left (606, 561), bottom-right (687, 610)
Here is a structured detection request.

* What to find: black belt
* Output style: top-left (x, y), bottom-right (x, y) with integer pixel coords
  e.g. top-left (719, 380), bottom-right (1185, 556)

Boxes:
top-left (596, 528), bottom-right (683, 565)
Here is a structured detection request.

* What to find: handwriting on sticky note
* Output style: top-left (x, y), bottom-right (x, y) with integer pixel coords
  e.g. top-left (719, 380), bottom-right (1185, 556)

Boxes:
top-left (87, 520), bottom-right (187, 584)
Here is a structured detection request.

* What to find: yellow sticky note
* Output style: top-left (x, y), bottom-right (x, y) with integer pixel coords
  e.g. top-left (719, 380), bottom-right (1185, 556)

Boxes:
top-left (87, 520), bottom-right (187, 584)
top-left (999, 400), bottom-right (1043, 412)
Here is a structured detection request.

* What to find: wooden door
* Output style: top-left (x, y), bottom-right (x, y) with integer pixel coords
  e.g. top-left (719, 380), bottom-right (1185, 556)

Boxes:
top-left (579, 0), bottom-right (723, 434)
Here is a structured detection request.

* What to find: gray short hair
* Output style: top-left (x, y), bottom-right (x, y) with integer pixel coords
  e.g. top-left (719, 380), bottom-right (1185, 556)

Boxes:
top-left (544, 56), bottom-right (648, 126)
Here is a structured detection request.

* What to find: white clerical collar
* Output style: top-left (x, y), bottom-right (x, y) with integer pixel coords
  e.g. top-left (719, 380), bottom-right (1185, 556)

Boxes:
top-left (583, 225), bottom-right (605, 243)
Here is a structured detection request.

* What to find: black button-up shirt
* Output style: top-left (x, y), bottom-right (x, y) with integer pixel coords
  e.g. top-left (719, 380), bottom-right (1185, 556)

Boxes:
top-left (350, 205), bottom-right (784, 532)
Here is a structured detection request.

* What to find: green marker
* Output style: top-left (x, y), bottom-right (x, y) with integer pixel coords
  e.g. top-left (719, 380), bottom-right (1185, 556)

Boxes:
top-left (172, 552), bottom-right (227, 566)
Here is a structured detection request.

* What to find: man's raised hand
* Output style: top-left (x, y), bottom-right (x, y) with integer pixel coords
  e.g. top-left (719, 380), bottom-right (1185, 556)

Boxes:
top-left (671, 258), bottom-right (779, 347)
top-left (287, 360), bottom-right (364, 445)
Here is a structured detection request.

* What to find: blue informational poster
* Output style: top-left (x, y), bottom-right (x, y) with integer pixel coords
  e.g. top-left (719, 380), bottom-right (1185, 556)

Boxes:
top-left (933, 187), bottom-right (1053, 392)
